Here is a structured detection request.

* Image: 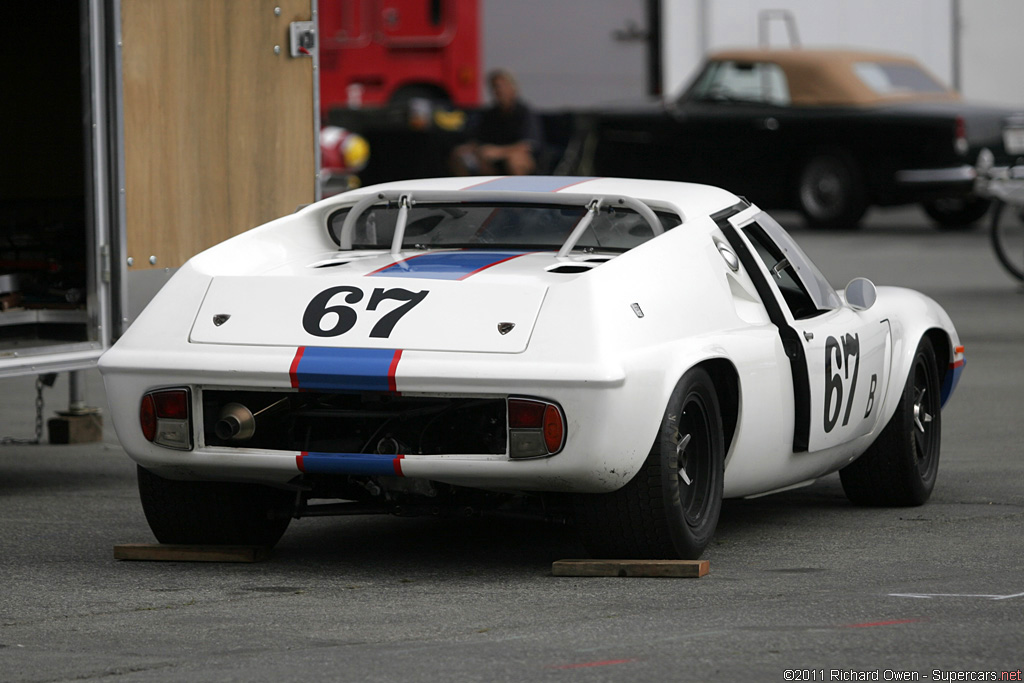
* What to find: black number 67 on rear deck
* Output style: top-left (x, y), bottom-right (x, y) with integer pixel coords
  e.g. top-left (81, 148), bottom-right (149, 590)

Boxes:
top-left (302, 286), bottom-right (428, 339)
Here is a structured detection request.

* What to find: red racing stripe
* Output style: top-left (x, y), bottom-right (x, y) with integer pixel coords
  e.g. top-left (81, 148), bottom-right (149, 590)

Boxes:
top-left (296, 452), bottom-right (307, 472)
top-left (387, 349), bottom-right (403, 393)
top-left (365, 253), bottom-right (428, 277)
top-left (393, 454), bottom-right (405, 476)
top-left (290, 347), bottom-right (306, 388)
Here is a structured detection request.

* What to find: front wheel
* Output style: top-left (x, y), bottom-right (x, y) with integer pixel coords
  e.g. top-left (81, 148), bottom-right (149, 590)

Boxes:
top-left (990, 199), bottom-right (1024, 282)
top-left (137, 466), bottom-right (294, 546)
top-left (839, 337), bottom-right (941, 506)
top-left (797, 152), bottom-right (868, 230)
top-left (573, 367), bottom-right (724, 559)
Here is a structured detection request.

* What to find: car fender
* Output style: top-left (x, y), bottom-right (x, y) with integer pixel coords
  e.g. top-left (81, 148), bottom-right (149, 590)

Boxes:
top-left (863, 286), bottom-right (962, 435)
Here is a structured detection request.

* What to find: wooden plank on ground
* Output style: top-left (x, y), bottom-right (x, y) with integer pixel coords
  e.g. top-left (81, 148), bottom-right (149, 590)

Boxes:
top-left (552, 559), bottom-right (709, 578)
top-left (113, 544), bottom-right (270, 563)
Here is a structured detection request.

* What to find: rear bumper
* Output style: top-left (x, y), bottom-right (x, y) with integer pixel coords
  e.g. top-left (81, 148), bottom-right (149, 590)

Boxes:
top-left (99, 344), bottom-right (653, 495)
top-left (895, 165), bottom-right (976, 187)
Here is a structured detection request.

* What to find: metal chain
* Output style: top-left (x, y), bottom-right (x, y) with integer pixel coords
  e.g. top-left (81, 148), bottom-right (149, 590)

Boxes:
top-left (34, 377), bottom-right (45, 443)
top-left (1, 376), bottom-right (47, 446)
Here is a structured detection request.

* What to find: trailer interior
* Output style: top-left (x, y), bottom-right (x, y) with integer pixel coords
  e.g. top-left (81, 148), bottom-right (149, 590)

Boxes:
top-left (1, 3), bottom-right (105, 367)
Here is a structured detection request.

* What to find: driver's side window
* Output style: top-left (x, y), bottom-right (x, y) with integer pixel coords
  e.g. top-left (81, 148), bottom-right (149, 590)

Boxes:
top-left (743, 222), bottom-right (819, 319)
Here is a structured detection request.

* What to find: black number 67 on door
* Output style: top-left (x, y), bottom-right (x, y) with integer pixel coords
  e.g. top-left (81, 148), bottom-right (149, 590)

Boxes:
top-left (823, 332), bottom-right (878, 434)
top-left (302, 286), bottom-right (428, 339)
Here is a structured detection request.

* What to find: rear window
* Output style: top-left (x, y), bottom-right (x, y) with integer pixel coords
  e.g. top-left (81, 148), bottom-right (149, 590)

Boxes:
top-left (853, 61), bottom-right (948, 96)
top-left (328, 203), bottom-right (682, 252)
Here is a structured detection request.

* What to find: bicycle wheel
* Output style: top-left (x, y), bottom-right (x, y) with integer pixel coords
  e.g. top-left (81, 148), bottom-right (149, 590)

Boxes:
top-left (990, 200), bottom-right (1024, 283)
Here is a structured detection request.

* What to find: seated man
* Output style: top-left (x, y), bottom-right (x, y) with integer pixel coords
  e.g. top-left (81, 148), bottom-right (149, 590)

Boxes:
top-left (451, 69), bottom-right (543, 176)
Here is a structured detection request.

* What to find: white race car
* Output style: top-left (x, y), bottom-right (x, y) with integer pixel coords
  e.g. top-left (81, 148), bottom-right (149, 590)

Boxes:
top-left (99, 176), bottom-right (964, 559)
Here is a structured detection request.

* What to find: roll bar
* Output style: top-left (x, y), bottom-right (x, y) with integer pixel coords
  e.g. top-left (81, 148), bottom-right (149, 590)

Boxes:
top-left (336, 189), bottom-right (677, 254)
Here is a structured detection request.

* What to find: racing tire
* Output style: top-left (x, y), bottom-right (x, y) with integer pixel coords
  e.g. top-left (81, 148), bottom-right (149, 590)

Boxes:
top-left (572, 367), bottom-right (724, 560)
top-left (137, 466), bottom-right (293, 547)
top-left (990, 200), bottom-right (1024, 282)
top-left (922, 196), bottom-right (990, 230)
top-left (839, 337), bottom-right (941, 506)
top-left (797, 152), bottom-right (868, 230)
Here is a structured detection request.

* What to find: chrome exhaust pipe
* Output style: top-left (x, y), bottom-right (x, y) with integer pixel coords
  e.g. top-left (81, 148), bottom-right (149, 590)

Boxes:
top-left (216, 403), bottom-right (256, 441)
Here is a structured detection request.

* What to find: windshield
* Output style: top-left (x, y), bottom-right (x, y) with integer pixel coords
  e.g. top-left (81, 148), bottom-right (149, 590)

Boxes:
top-left (328, 202), bottom-right (682, 251)
top-left (687, 60), bottom-right (790, 105)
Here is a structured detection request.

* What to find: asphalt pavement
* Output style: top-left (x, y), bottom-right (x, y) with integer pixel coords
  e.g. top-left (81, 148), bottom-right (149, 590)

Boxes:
top-left (1, 206), bottom-right (1022, 682)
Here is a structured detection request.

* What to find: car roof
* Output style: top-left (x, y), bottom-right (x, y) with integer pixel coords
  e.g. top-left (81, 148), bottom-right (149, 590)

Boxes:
top-left (706, 48), bottom-right (960, 106)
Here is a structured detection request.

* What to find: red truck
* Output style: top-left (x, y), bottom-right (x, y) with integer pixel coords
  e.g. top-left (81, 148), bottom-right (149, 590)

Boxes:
top-left (319, 0), bottom-right (480, 113)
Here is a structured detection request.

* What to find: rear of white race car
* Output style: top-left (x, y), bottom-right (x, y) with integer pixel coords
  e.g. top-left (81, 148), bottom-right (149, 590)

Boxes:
top-left (99, 176), bottom-right (755, 554)
top-left (99, 242), bottom-right (675, 509)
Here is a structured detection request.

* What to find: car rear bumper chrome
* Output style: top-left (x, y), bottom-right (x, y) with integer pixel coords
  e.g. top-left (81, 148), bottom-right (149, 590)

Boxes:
top-left (895, 165), bottom-right (976, 185)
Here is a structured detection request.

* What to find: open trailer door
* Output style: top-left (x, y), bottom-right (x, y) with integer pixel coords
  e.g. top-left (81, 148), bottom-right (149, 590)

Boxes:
top-left (0, 2), bottom-right (115, 379)
top-left (0, 0), bottom-right (319, 380)
top-left (117, 0), bottom-right (320, 326)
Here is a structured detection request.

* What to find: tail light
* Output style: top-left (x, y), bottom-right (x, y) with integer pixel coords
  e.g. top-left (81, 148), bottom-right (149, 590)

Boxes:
top-left (507, 397), bottom-right (566, 459)
top-left (954, 116), bottom-right (969, 156)
top-left (140, 388), bottom-right (192, 450)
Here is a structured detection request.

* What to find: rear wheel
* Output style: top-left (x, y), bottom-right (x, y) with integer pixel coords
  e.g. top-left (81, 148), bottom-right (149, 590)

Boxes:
top-left (797, 152), bottom-right (867, 230)
top-left (137, 466), bottom-right (293, 546)
top-left (573, 368), bottom-right (724, 559)
top-left (839, 337), bottom-right (941, 506)
top-left (990, 199), bottom-right (1024, 282)
top-left (922, 196), bottom-right (990, 230)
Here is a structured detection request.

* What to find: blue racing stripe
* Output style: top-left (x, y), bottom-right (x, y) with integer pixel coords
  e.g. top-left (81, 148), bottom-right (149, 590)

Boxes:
top-left (369, 250), bottom-right (527, 280)
top-left (298, 452), bottom-right (403, 476)
top-left (940, 359), bottom-right (965, 407)
top-left (293, 347), bottom-right (399, 392)
top-left (466, 176), bottom-right (596, 192)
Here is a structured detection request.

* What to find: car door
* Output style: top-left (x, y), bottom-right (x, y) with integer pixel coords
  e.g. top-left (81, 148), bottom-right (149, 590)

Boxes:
top-left (726, 210), bottom-right (892, 453)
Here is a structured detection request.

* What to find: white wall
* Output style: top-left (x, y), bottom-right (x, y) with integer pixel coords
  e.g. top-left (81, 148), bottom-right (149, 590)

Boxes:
top-left (958, 0), bottom-right (1024, 106)
top-left (483, 0), bottom-right (1024, 109)
top-left (482, 0), bottom-right (649, 109)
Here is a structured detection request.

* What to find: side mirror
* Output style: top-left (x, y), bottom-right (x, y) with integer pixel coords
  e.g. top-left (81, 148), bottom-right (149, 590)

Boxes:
top-left (845, 277), bottom-right (877, 311)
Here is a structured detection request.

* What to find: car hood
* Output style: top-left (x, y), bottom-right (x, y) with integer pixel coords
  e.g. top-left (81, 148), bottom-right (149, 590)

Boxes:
top-left (188, 250), bottom-right (562, 353)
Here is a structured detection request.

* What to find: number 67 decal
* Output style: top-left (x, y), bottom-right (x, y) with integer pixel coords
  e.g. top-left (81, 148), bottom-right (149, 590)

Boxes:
top-left (302, 286), bottom-right (428, 339)
top-left (823, 332), bottom-right (877, 433)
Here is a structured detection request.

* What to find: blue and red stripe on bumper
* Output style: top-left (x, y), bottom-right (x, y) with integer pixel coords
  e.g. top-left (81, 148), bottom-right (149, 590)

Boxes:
top-left (289, 346), bottom-right (407, 475)
top-left (290, 346), bottom-right (402, 392)
top-left (940, 345), bottom-right (965, 407)
top-left (297, 452), bottom-right (405, 476)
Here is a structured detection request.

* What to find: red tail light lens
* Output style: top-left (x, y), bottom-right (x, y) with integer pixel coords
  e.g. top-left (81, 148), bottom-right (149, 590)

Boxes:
top-left (139, 388), bottom-right (192, 450)
top-left (543, 404), bottom-right (564, 452)
top-left (509, 399), bottom-right (545, 428)
top-left (140, 394), bottom-right (157, 442)
top-left (153, 390), bottom-right (189, 420)
top-left (954, 116), bottom-right (969, 155)
top-left (508, 398), bottom-right (566, 458)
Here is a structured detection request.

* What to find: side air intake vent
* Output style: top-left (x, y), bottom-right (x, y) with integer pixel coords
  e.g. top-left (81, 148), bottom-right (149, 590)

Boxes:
top-left (547, 265), bottom-right (594, 274)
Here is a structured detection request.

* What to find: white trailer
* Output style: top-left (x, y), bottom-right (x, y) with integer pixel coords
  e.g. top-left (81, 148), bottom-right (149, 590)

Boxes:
top-left (1, 1), bottom-right (320, 439)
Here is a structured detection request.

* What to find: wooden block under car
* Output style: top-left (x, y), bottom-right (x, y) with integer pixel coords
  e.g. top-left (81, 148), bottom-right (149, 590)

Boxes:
top-left (47, 412), bottom-right (103, 444)
top-left (113, 544), bottom-right (271, 563)
top-left (552, 559), bottom-right (709, 578)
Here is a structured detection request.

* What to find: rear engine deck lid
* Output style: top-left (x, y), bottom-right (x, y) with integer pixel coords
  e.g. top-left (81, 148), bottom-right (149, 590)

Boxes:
top-left (189, 274), bottom-right (547, 353)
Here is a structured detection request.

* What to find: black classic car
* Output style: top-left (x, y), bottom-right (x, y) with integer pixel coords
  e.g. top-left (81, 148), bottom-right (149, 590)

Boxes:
top-left (572, 49), bottom-right (1024, 229)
